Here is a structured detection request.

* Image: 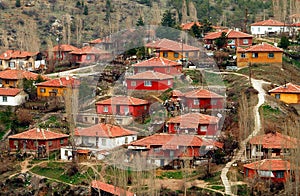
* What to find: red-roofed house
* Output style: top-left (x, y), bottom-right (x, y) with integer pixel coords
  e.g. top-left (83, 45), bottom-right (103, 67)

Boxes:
top-left (95, 96), bottom-right (149, 125)
top-left (248, 132), bottom-right (298, 159)
top-left (89, 36), bottom-right (113, 50)
top-left (36, 76), bottom-right (80, 98)
top-left (0, 88), bottom-right (28, 106)
top-left (128, 133), bottom-right (223, 167)
top-left (70, 46), bottom-right (111, 65)
top-left (49, 44), bottom-right (78, 62)
top-left (184, 89), bottom-right (225, 111)
top-left (0, 50), bottom-right (46, 71)
top-left (204, 29), bottom-right (253, 48)
top-left (8, 128), bottom-right (68, 152)
top-left (181, 21), bottom-right (202, 30)
top-left (167, 113), bottom-right (219, 136)
top-left (250, 19), bottom-right (289, 36)
top-left (244, 159), bottom-right (291, 183)
top-left (0, 69), bottom-right (49, 88)
top-left (236, 42), bottom-right (283, 67)
top-left (91, 180), bottom-right (135, 196)
top-left (126, 71), bottom-right (173, 91)
top-left (145, 38), bottom-right (200, 61)
top-left (132, 57), bottom-right (182, 76)
top-left (268, 83), bottom-right (300, 104)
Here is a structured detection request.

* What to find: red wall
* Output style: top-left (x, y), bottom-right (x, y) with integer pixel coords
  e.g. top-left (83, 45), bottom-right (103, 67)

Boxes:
top-left (9, 138), bottom-right (68, 152)
top-left (134, 65), bottom-right (182, 76)
top-left (96, 104), bottom-right (149, 117)
top-left (168, 123), bottom-right (218, 136)
top-left (244, 168), bottom-right (289, 183)
top-left (126, 79), bottom-right (173, 91)
top-left (148, 146), bottom-right (201, 158)
top-left (186, 98), bottom-right (224, 110)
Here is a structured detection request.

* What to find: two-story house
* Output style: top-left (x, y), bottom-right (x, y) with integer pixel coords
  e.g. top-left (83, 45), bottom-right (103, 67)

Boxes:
top-left (70, 46), bottom-right (111, 65)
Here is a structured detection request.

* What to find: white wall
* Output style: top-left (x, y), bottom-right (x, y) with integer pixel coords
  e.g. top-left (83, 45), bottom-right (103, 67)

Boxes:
top-left (61, 147), bottom-right (73, 160)
top-left (0, 92), bottom-right (28, 106)
top-left (251, 26), bottom-right (289, 35)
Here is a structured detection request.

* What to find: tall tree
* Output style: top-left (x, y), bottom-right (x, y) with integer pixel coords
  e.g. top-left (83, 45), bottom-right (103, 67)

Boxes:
top-left (15, 0), bottom-right (21, 7)
top-left (156, 10), bottom-right (180, 40)
top-left (215, 32), bottom-right (227, 49)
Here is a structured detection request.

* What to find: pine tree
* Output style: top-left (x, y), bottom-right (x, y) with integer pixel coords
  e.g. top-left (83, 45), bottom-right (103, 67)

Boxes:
top-left (15, 0), bottom-right (21, 7)
top-left (83, 5), bottom-right (88, 15)
top-left (136, 16), bottom-right (144, 26)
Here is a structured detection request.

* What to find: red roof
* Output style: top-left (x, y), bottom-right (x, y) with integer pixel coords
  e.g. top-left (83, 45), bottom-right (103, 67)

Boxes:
top-left (243, 159), bottom-right (290, 171)
top-left (130, 133), bottom-right (223, 149)
top-left (0, 50), bottom-right (38, 60)
top-left (132, 57), bottom-right (180, 67)
top-left (96, 96), bottom-right (148, 105)
top-left (204, 29), bottom-right (252, 40)
top-left (89, 37), bottom-right (112, 44)
top-left (0, 70), bottom-right (49, 80)
top-left (52, 44), bottom-right (78, 52)
top-left (172, 90), bottom-right (184, 97)
top-left (184, 89), bottom-right (224, 98)
top-left (167, 113), bottom-right (219, 129)
top-left (36, 76), bottom-right (80, 88)
top-left (249, 132), bottom-right (298, 149)
top-left (126, 71), bottom-right (173, 80)
top-left (237, 43), bottom-right (283, 53)
top-left (292, 22), bottom-right (300, 27)
top-left (75, 123), bottom-right (137, 138)
top-left (268, 83), bottom-right (300, 94)
top-left (91, 180), bottom-right (134, 196)
top-left (146, 38), bottom-right (199, 52)
top-left (70, 46), bottom-right (110, 55)
top-left (0, 88), bottom-right (22, 96)
top-left (181, 21), bottom-right (202, 30)
top-left (8, 128), bottom-right (68, 140)
top-left (251, 19), bottom-right (285, 26)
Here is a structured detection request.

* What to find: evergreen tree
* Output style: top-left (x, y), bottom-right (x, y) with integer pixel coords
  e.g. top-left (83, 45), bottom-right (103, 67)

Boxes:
top-left (279, 36), bottom-right (290, 49)
top-left (215, 32), bottom-right (227, 49)
top-left (136, 17), bottom-right (145, 26)
top-left (156, 10), bottom-right (180, 40)
top-left (190, 23), bottom-right (201, 38)
top-left (161, 10), bottom-right (176, 28)
top-left (15, 0), bottom-right (21, 7)
top-left (83, 5), bottom-right (88, 15)
top-left (76, 1), bottom-right (81, 8)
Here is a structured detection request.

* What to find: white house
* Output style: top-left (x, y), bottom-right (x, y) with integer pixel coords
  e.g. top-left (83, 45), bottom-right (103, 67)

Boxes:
top-left (250, 19), bottom-right (289, 36)
top-left (61, 123), bottom-right (137, 160)
top-left (0, 88), bottom-right (28, 106)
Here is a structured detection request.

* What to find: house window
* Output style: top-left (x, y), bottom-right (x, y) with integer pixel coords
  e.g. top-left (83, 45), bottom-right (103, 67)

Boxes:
top-left (48, 141), bottom-right (52, 146)
top-left (170, 150), bottom-right (174, 157)
top-left (228, 39), bottom-right (235, 44)
top-left (34, 141), bottom-right (38, 147)
top-left (2, 96), bottom-right (7, 102)
top-left (193, 99), bottom-right (199, 105)
top-left (0, 60), bottom-right (2, 65)
top-left (174, 53), bottom-right (179, 58)
top-left (124, 106), bottom-right (129, 115)
top-left (153, 147), bottom-right (161, 152)
top-left (211, 99), bottom-right (217, 105)
top-left (163, 52), bottom-right (168, 58)
top-left (9, 62), bottom-right (15, 68)
top-left (14, 141), bottom-right (18, 147)
top-left (40, 88), bottom-right (46, 93)
top-left (200, 126), bottom-right (207, 132)
top-left (144, 80), bottom-right (152, 87)
top-left (245, 168), bottom-right (249, 177)
top-left (241, 53), bottom-right (246, 58)
top-left (52, 89), bottom-right (58, 93)
top-left (268, 53), bottom-right (274, 58)
top-left (275, 94), bottom-right (280, 99)
top-left (268, 27), bottom-right (272, 30)
top-left (5, 80), bottom-right (9, 84)
top-left (64, 150), bottom-right (68, 156)
top-left (144, 105), bottom-right (147, 110)
top-left (258, 27), bottom-right (260, 32)
top-left (28, 62), bottom-right (32, 68)
top-left (276, 171), bottom-right (284, 178)
top-left (86, 55), bottom-right (91, 60)
top-left (167, 80), bottom-right (171, 85)
top-left (102, 139), bottom-right (106, 146)
top-left (132, 136), bottom-right (135, 141)
top-left (243, 39), bottom-right (249, 44)
top-left (103, 106), bottom-right (108, 112)
top-left (125, 137), bottom-right (128, 144)
top-left (60, 139), bottom-right (64, 144)
top-left (131, 81), bottom-right (136, 86)
top-left (166, 67), bottom-right (170, 73)
top-left (252, 53), bottom-right (258, 58)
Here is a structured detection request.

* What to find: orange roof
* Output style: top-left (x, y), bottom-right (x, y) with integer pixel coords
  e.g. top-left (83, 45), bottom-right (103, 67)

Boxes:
top-left (251, 19), bottom-right (285, 26)
top-left (0, 88), bottom-right (22, 96)
top-left (268, 83), bottom-right (300, 94)
top-left (130, 133), bottom-right (223, 149)
top-left (36, 76), bottom-right (80, 88)
top-left (204, 29), bottom-right (252, 40)
top-left (184, 89), bottom-right (224, 98)
top-left (8, 128), bottom-right (68, 140)
top-left (132, 57), bottom-right (180, 67)
top-left (167, 113), bottom-right (219, 129)
top-left (0, 70), bottom-right (49, 80)
top-left (243, 159), bottom-right (290, 171)
top-left (0, 50), bottom-right (38, 60)
top-left (293, 22), bottom-right (300, 27)
top-left (70, 46), bottom-right (110, 55)
top-left (172, 90), bottom-right (184, 97)
top-left (77, 149), bottom-right (90, 154)
top-left (75, 123), bottom-right (137, 138)
top-left (126, 71), bottom-right (173, 80)
top-left (237, 43), bottom-right (283, 53)
top-left (91, 180), bottom-right (134, 196)
top-left (52, 44), bottom-right (78, 52)
top-left (146, 38), bottom-right (199, 52)
top-left (96, 96), bottom-right (148, 105)
top-left (89, 37), bottom-right (112, 44)
top-left (181, 21), bottom-right (202, 30)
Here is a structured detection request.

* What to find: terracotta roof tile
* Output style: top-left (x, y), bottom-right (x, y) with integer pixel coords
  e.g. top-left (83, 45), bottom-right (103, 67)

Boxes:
top-left (249, 132), bottom-right (298, 149)
top-left (52, 44), bottom-right (78, 52)
top-left (268, 83), bottom-right (300, 94)
top-left (204, 29), bottom-right (252, 40)
top-left (8, 128), bottom-right (68, 140)
top-left (96, 96), bottom-right (148, 105)
top-left (172, 90), bottom-right (184, 97)
top-left (75, 123), bottom-right (137, 138)
top-left (167, 113), bottom-right (219, 128)
top-left (146, 38), bottom-right (199, 51)
top-left (0, 88), bottom-right (22, 96)
top-left (132, 57), bottom-right (180, 67)
top-left (89, 37), bottom-right (112, 44)
top-left (184, 89), bottom-right (224, 98)
top-left (126, 71), bottom-right (173, 80)
top-left (251, 19), bottom-right (285, 26)
top-left (243, 159), bottom-right (290, 171)
top-left (0, 70), bottom-right (49, 80)
top-left (70, 46), bottom-right (110, 55)
top-left (181, 21), bottom-right (202, 30)
top-left (91, 180), bottom-right (134, 196)
top-left (0, 50), bottom-right (38, 60)
top-left (36, 76), bottom-right (80, 88)
top-left (239, 42), bottom-right (283, 52)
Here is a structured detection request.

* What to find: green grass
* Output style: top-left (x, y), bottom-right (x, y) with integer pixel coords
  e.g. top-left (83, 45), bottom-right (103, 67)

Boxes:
top-left (210, 185), bottom-right (225, 191)
top-left (202, 171), bottom-right (222, 184)
top-left (261, 104), bottom-right (281, 120)
top-left (161, 171), bottom-right (183, 179)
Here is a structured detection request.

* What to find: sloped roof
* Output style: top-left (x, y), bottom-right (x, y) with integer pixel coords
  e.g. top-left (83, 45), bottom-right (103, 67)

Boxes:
top-left (0, 50), bottom-right (38, 60)
top-left (35, 76), bottom-right (80, 88)
top-left (184, 89), bottom-right (224, 98)
top-left (172, 90), bottom-right (184, 97)
top-left (132, 57), bottom-right (180, 67)
top-left (268, 83), bottom-right (300, 94)
top-left (251, 19), bottom-right (285, 26)
top-left (249, 132), bottom-right (298, 149)
top-left (181, 21), bottom-right (202, 30)
top-left (74, 123), bottom-right (137, 138)
top-left (243, 159), bottom-right (290, 171)
top-left (70, 46), bottom-right (110, 55)
top-left (129, 133), bottom-right (223, 149)
top-left (204, 29), bottom-right (252, 40)
top-left (89, 37), bottom-right (112, 44)
top-left (91, 180), bottom-right (134, 196)
top-left (145, 38), bottom-right (199, 52)
top-left (237, 43), bottom-right (283, 53)
top-left (8, 128), bottom-right (68, 140)
top-left (96, 96), bottom-right (148, 105)
top-left (126, 71), bottom-right (173, 80)
top-left (0, 70), bottom-right (49, 80)
top-left (292, 22), bottom-right (300, 27)
top-left (0, 88), bottom-right (22, 96)
top-left (52, 44), bottom-right (78, 52)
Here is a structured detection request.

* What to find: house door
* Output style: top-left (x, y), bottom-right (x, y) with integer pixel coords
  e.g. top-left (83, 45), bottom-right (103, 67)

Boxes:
top-left (116, 105), bottom-right (120, 114)
top-left (95, 117), bottom-right (99, 124)
top-left (160, 159), bottom-right (165, 167)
